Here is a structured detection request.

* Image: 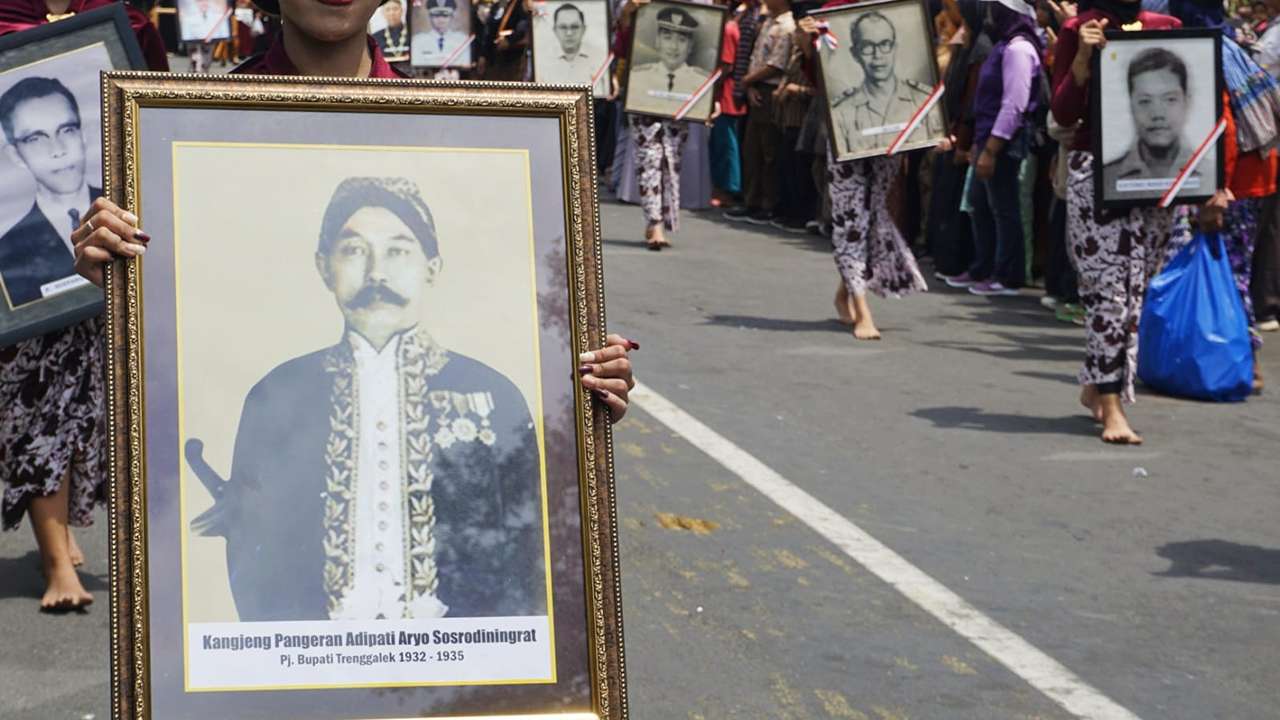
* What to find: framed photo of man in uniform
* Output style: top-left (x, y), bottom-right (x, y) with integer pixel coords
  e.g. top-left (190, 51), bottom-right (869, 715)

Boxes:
top-left (532, 0), bottom-right (611, 96)
top-left (411, 0), bottom-right (474, 67)
top-left (811, 0), bottom-right (946, 162)
top-left (622, 0), bottom-right (726, 122)
top-left (101, 73), bottom-right (626, 720)
top-left (177, 0), bottom-right (232, 43)
top-left (1092, 29), bottom-right (1224, 209)
top-left (0, 4), bottom-right (145, 348)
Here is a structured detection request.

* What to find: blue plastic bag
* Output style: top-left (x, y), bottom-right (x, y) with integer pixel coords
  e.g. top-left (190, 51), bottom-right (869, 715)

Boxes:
top-left (1137, 232), bottom-right (1253, 402)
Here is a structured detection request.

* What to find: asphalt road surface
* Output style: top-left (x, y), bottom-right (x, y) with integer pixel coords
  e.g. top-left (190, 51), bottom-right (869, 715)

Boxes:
top-left (3, 197), bottom-right (1278, 720)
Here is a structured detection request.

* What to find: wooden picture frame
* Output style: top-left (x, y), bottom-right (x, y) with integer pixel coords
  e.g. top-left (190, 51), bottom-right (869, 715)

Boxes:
top-left (1091, 28), bottom-right (1224, 210)
top-left (621, 0), bottom-right (726, 123)
top-left (811, 0), bottom-right (946, 162)
top-left (101, 72), bottom-right (627, 720)
top-left (0, 3), bottom-right (145, 348)
top-left (410, 0), bottom-right (474, 68)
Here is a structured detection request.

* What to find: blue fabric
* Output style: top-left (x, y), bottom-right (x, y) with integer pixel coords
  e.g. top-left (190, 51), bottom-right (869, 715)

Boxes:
top-left (966, 152), bottom-right (1026, 287)
top-left (1137, 232), bottom-right (1254, 402)
top-left (710, 114), bottom-right (742, 195)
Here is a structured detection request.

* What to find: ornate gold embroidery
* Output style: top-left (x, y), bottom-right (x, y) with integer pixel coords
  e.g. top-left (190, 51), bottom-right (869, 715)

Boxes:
top-left (399, 330), bottom-right (447, 616)
top-left (321, 344), bottom-right (358, 616)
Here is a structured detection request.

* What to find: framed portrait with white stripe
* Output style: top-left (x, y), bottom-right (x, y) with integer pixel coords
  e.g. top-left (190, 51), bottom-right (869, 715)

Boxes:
top-left (1091, 29), bottom-right (1224, 209)
top-left (622, 0), bottom-right (726, 122)
top-left (811, 0), bottom-right (946, 161)
top-left (177, 0), bottom-right (233, 43)
top-left (532, 0), bottom-right (612, 96)
top-left (0, 4), bottom-right (145, 347)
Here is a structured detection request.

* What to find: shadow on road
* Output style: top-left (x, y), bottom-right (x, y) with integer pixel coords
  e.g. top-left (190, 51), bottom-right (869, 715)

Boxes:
top-left (1014, 370), bottom-right (1080, 386)
top-left (912, 406), bottom-right (1097, 437)
top-left (0, 551), bottom-right (108, 600)
top-left (1153, 540), bottom-right (1280, 585)
top-left (702, 314), bottom-right (851, 333)
top-left (922, 339), bottom-right (1082, 363)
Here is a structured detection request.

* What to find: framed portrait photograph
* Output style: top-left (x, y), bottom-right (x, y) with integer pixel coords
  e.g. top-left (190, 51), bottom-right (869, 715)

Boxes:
top-left (0, 4), bottom-right (145, 348)
top-left (1092, 29), bottom-right (1224, 209)
top-left (101, 73), bottom-right (626, 720)
top-left (410, 0), bottom-right (474, 68)
top-left (812, 0), bottom-right (946, 162)
top-left (621, 0), bottom-right (726, 122)
top-left (532, 0), bottom-right (611, 96)
top-left (177, 0), bottom-right (232, 43)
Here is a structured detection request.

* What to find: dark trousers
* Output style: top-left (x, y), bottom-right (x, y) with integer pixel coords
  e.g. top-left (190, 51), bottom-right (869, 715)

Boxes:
top-left (926, 151), bottom-right (974, 276)
top-left (967, 152), bottom-right (1026, 287)
top-left (741, 93), bottom-right (781, 212)
top-left (1253, 187), bottom-right (1280, 322)
top-left (778, 125), bottom-right (815, 222)
top-left (1044, 196), bottom-right (1079, 302)
top-left (594, 98), bottom-right (618, 177)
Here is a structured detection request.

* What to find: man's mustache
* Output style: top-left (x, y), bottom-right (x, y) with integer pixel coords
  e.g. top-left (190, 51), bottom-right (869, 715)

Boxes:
top-left (347, 284), bottom-right (409, 309)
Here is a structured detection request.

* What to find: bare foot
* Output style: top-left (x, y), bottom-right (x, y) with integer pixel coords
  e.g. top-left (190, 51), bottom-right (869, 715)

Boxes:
top-left (834, 283), bottom-right (854, 325)
top-left (1079, 385), bottom-right (1103, 422)
top-left (66, 529), bottom-right (85, 567)
top-left (1253, 357), bottom-right (1264, 394)
top-left (1098, 395), bottom-right (1143, 445)
top-left (850, 293), bottom-right (881, 340)
top-left (853, 320), bottom-right (882, 340)
top-left (41, 562), bottom-right (93, 612)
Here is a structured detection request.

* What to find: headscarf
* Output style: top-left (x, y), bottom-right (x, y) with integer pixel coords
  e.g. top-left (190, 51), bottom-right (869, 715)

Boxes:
top-left (983, 0), bottom-right (1045, 52)
top-left (1078, 0), bottom-right (1143, 25)
top-left (943, 0), bottom-right (994, 119)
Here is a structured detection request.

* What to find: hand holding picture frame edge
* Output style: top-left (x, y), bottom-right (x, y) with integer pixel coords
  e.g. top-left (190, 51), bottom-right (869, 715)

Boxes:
top-left (98, 72), bottom-right (628, 720)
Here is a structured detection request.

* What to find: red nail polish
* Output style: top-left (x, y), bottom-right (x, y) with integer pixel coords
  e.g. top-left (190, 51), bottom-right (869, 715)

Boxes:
top-left (135, 231), bottom-right (151, 243)
top-left (626, 340), bottom-right (640, 350)
top-left (578, 365), bottom-right (592, 374)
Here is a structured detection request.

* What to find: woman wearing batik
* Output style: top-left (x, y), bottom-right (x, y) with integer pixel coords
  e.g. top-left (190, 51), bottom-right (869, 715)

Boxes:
top-left (1165, 0), bottom-right (1280, 393)
top-left (1051, 0), bottom-right (1181, 444)
top-left (0, 0), bottom-right (167, 612)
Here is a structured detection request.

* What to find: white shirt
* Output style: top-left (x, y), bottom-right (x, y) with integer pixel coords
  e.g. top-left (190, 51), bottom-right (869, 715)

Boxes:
top-left (35, 184), bottom-right (90, 256)
top-left (1256, 20), bottom-right (1280, 79)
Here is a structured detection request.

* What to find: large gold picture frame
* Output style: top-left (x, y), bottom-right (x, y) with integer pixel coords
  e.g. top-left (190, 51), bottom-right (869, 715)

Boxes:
top-left (101, 73), bottom-right (627, 720)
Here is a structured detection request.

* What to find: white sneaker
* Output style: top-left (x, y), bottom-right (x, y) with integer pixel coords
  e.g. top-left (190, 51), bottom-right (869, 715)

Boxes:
top-left (1040, 296), bottom-right (1059, 310)
top-left (1259, 318), bottom-right (1280, 332)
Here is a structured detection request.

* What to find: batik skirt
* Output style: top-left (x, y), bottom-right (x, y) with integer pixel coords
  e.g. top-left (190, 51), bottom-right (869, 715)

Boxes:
top-left (630, 115), bottom-right (689, 232)
top-left (826, 153), bottom-right (928, 298)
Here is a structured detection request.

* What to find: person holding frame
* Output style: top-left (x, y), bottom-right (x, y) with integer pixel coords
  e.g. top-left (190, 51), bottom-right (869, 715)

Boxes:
top-left (1050, 0), bottom-right (1226, 443)
top-left (799, 0), bottom-right (930, 341)
top-left (0, 1), bottom-right (166, 613)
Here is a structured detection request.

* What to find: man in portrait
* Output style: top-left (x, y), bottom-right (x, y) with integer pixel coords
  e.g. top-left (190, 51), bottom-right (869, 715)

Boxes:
top-left (630, 6), bottom-right (706, 109)
top-left (1102, 48), bottom-right (1194, 192)
top-left (375, 0), bottom-right (411, 64)
top-left (830, 11), bottom-right (939, 155)
top-left (0, 77), bottom-right (98, 309)
top-left (548, 3), bottom-right (596, 78)
top-left (412, 0), bottom-right (471, 66)
top-left (179, 0), bottom-right (230, 42)
top-left (187, 176), bottom-right (546, 622)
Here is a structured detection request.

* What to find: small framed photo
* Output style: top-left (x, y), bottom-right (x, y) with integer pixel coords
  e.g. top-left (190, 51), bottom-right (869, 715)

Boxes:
top-left (622, 0), bottom-right (726, 122)
top-left (177, 0), bottom-right (232, 43)
top-left (101, 73), bottom-right (625, 719)
top-left (0, 4), bottom-right (145, 348)
top-left (812, 0), bottom-right (946, 162)
top-left (532, 0), bottom-right (612, 96)
top-left (1092, 29), bottom-right (1224, 209)
top-left (411, 0), bottom-right (474, 68)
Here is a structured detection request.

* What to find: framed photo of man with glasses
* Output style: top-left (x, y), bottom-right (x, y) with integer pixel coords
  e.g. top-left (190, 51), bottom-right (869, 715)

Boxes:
top-left (0, 4), bottom-right (145, 347)
top-left (101, 73), bottom-right (626, 720)
top-left (811, 0), bottom-right (946, 161)
top-left (532, 0), bottom-right (611, 96)
top-left (622, 0), bottom-right (726, 122)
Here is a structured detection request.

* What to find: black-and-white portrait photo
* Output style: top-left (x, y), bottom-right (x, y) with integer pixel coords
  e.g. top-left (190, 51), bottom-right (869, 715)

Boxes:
top-left (813, 0), bottom-right (945, 161)
top-left (623, 0), bottom-right (725, 121)
top-left (177, 0), bottom-right (232, 43)
top-left (411, 0), bottom-right (473, 67)
top-left (187, 175), bottom-right (546, 623)
top-left (0, 48), bottom-right (105, 311)
top-left (370, 0), bottom-right (411, 64)
top-left (532, 0), bottom-right (610, 95)
top-left (1094, 30), bottom-right (1222, 207)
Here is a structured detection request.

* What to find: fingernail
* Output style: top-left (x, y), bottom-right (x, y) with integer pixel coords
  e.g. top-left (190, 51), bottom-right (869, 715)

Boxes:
top-left (134, 231), bottom-right (150, 243)
top-left (127, 243), bottom-right (146, 256)
top-left (626, 339), bottom-right (640, 350)
top-left (579, 351), bottom-right (594, 362)
top-left (578, 365), bottom-right (592, 375)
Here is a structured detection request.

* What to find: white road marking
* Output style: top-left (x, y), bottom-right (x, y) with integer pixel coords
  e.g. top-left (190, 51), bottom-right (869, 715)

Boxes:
top-left (631, 381), bottom-right (1143, 720)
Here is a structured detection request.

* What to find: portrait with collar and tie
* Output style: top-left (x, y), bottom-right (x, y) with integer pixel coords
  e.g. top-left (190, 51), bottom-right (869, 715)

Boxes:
top-left (411, 0), bottom-right (474, 67)
top-left (531, 0), bottom-right (611, 95)
top-left (0, 75), bottom-right (98, 311)
top-left (623, 0), bottom-right (726, 121)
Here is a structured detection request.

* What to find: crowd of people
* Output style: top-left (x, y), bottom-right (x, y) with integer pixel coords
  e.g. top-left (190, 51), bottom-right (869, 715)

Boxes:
top-left (0, 0), bottom-right (1275, 613)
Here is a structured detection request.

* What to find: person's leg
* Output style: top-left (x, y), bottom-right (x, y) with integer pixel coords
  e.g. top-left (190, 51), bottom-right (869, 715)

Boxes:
top-left (659, 121), bottom-right (687, 236)
top-left (966, 165), bottom-right (997, 282)
top-left (756, 97), bottom-right (781, 219)
top-left (631, 118), bottom-right (666, 246)
top-left (739, 109), bottom-right (765, 213)
top-left (1017, 154), bottom-right (1037, 284)
top-left (990, 152), bottom-right (1027, 289)
top-left (828, 155), bottom-right (876, 337)
top-left (1251, 189), bottom-right (1280, 326)
top-left (29, 471), bottom-right (93, 610)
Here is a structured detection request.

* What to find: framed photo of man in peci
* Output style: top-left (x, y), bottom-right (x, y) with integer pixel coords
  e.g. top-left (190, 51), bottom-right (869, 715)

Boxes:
top-left (622, 0), bottom-right (726, 122)
top-left (811, 0), bottom-right (946, 162)
top-left (1092, 29), bottom-right (1224, 209)
top-left (101, 74), bottom-right (626, 720)
top-left (0, 4), bottom-right (145, 348)
top-left (532, 0), bottom-right (612, 96)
